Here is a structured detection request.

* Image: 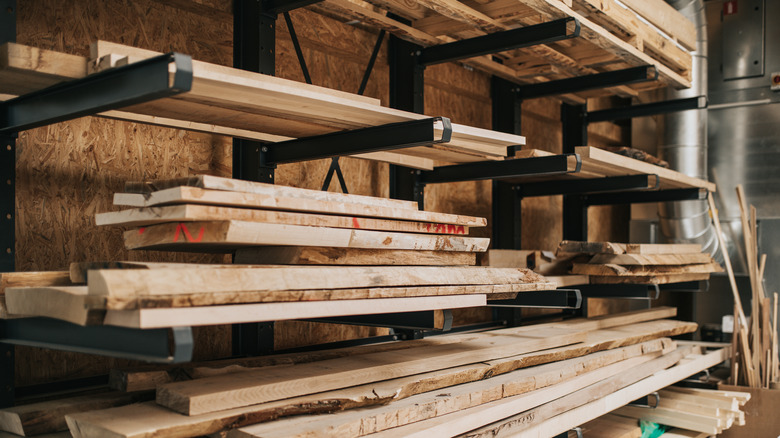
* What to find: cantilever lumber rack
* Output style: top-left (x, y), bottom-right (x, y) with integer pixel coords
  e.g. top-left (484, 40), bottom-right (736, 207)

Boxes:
top-left (0, 0), bottom-right (714, 411)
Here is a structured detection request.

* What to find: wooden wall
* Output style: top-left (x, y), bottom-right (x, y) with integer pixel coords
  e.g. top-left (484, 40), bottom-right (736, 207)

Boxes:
top-left (11, 0), bottom-right (630, 385)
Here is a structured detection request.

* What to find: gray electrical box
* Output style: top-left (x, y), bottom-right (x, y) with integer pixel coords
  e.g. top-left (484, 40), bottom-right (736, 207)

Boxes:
top-left (722, 0), bottom-right (765, 80)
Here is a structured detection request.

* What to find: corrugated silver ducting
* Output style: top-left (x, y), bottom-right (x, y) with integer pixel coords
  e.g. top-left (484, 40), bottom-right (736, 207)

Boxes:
top-left (659, 0), bottom-right (719, 258)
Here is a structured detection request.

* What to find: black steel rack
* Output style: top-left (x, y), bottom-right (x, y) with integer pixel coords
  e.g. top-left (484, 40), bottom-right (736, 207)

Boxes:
top-left (0, 0), bottom-right (713, 408)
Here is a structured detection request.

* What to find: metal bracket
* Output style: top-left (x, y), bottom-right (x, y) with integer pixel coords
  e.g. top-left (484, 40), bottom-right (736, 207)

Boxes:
top-left (0, 53), bottom-right (192, 134)
top-left (310, 309), bottom-right (453, 331)
top-left (262, 0), bottom-right (323, 15)
top-left (283, 11), bottom-right (312, 84)
top-left (629, 392), bottom-right (660, 408)
top-left (417, 18), bottom-right (580, 66)
top-left (583, 188), bottom-right (707, 205)
top-left (420, 154), bottom-right (579, 184)
top-left (577, 284), bottom-right (661, 300)
top-left (488, 289), bottom-right (582, 309)
top-left (0, 318), bottom-right (193, 363)
top-left (515, 65), bottom-right (658, 100)
top-left (517, 174), bottom-right (659, 197)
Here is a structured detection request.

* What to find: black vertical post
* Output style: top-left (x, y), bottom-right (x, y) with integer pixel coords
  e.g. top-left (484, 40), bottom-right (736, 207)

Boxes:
top-left (0, 0), bottom-right (15, 409)
top-left (561, 103), bottom-right (588, 241)
top-left (491, 76), bottom-right (522, 250)
top-left (232, 0), bottom-right (275, 356)
top-left (387, 30), bottom-right (425, 206)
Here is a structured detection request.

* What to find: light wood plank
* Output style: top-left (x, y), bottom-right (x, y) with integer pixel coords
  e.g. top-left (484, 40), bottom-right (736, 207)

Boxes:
top-left (588, 253), bottom-right (713, 266)
top-left (499, 347), bottom-right (731, 437)
top-left (617, 0), bottom-right (696, 50)
top-left (572, 263), bottom-right (722, 276)
top-left (612, 405), bottom-right (723, 434)
top-left (5, 286), bottom-right (104, 325)
top-left (0, 391), bottom-right (151, 436)
top-left (233, 246), bottom-right (477, 266)
top-left (0, 271), bottom-right (72, 318)
top-left (113, 186), bottom-right (486, 227)
top-left (154, 326), bottom-right (588, 415)
top-left (122, 220), bottom-right (488, 252)
top-left (577, 147), bottom-right (715, 191)
top-left (97, 204), bottom-right (471, 235)
top-left (124, 175), bottom-right (418, 211)
top-left (625, 243), bottom-right (702, 255)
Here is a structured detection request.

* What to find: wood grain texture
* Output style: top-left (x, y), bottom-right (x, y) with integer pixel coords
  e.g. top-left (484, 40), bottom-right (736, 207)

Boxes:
top-left (122, 221), bottom-right (488, 252)
top-left (88, 265), bottom-right (546, 297)
top-left (588, 253), bottom-right (713, 266)
top-left (0, 391), bottom-right (151, 436)
top-left (113, 187), bottom-right (486, 226)
top-left (67, 340), bottom-right (673, 438)
top-left (589, 273), bottom-right (712, 285)
top-left (156, 327), bottom-right (587, 415)
top-left (571, 263), bottom-right (722, 276)
top-left (0, 271), bottom-right (72, 318)
top-left (233, 247), bottom-right (477, 266)
top-left (4, 286), bottom-right (105, 325)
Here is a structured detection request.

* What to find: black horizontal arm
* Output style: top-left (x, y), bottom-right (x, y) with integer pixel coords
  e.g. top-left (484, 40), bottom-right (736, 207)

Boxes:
top-left (264, 117), bottom-right (452, 164)
top-left (514, 65), bottom-right (658, 100)
top-left (0, 52), bottom-right (193, 134)
top-left (583, 188), bottom-right (707, 205)
top-left (518, 174), bottom-right (660, 197)
top-left (262, 0), bottom-right (323, 15)
top-left (417, 18), bottom-right (580, 67)
top-left (420, 154), bottom-right (580, 184)
top-left (587, 96), bottom-right (707, 123)
top-left (488, 289), bottom-right (582, 309)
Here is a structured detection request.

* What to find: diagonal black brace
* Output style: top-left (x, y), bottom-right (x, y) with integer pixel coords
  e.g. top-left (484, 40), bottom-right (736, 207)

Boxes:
top-left (586, 96), bottom-right (707, 123)
top-left (488, 289), bottom-right (582, 309)
top-left (321, 157), bottom-right (349, 193)
top-left (284, 11), bottom-right (312, 84)
top-left (0, 318), bottom-right (194, 363)
top-left (514, 65), bottom-right (658, 100)
top-left (265, 117), bottom-right (452, 164)
top-left (262, 0), bottom-right (323, 15)
top-left (583, 188), bottom-right (707, 205)
top-left (417, 18), bottom-right (580, 66)
top-left (358, 30), bottom-right (386, 96)
top-left (420, 154), bottom-right (580, 184)
top-left (517, 174), bottom-right (660, 197)
top-left (0, 53), bottom-right (193, 134)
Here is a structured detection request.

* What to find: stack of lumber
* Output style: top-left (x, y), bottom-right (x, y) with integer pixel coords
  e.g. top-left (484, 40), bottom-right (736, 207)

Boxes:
top-left (708, 187), bottom-right (779, 388)
top-left (560, 241), bottom-right (723, 285)
top-left (0, 41), bottom-right (525, 169)
top-left (0, 308), bottom-right (730, 438)
top-left (2, 175), bottom-right (559, 328)
top-left (307, 0), bottom-right (693, 100)
top-left (611, 386), bottom-right (750, 436)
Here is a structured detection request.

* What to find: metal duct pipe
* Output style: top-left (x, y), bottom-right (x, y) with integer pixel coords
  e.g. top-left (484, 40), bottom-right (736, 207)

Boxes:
top-left (659, 0), bottom-right (719, 258)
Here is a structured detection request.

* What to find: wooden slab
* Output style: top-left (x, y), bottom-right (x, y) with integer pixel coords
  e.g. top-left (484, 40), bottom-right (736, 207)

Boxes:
top-left (124, 175), bottom-right (419, 211)
top-left (4, 286), bottom-right (104, 325)
top-left (0, 391), bottom-right (151, 436)
top-left (588, 253), bottom-right (713, 266)
top-left (626, 243), bottom-right (703, 255)
top-left (106, 308), bottom-right (683, 392)
top-left (97, 204), bottom-right (471, 235)
top-left (571, 263), bottom-right (723, 276)
top-left (612, 405), bottom-right (723, 435)
top-left (67, 339), bottom-right (671, 438)
top-left (0, 271), bottom-right (72, 318)
top-left (480, 347), bottom-right (731, 438)
top-left (557, 241), bottom-right (626, 255)
top-left (155, 326), bottom-right (588, 415)
top-left (590, 273), bottom-right (711, 284)
top-left (233, 247), bottom-right (477, 266)
top-left (88, 265), bottom-right (545, 297)
top-left (545, 275), bottom-right (590, 287)
top-left (231, 350), bottom-right (664, 438)
top-left (113, 186), bottom-right (486, 227)
top-left (122, 220), bottom-right (488, 252)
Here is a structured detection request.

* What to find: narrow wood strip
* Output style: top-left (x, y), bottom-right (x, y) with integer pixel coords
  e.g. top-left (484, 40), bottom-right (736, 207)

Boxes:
top-left (557, 241), bottom-right (626, 255)
top-left (589, 273), bottom-right (712, 285)
top-left (106, 308), bottom-right (684, 392)
top-left (97, 204), bottom-right (471, 235)
top-left (233, 247), bottom-right (477, 266)
top-left (5, 286), bottom-right (104, 325)
top-left (571, 263), bottom-right (722, 276)
top-left (88, 266), bottom-right (544, 297)
top-left (124, 175), bottom-right (419, 211)
top-left (612, 405), bottom-right (722, 434)
top-left (0, 271), bottom-right (72, 318)
top-left (122, 221), bottom-right (488, 252)
top-left (155, 327), bottom-right (588, 415)
top-left (625, 243), bottom-right (702, 255)
top-left (113, 186), bottom-right (487, 227)
top-left (588, 253), bottom-right (713, 266)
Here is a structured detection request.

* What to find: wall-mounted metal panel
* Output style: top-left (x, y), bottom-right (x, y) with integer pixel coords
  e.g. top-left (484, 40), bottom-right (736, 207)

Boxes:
top-left (722, 0), bottom-right (765, 80)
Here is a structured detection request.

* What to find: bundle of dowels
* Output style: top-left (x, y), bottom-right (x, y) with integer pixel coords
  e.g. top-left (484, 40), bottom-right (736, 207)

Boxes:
top-left (0, 308), bottom-right (729, 438)
top-left (708, 186), bottom-right (779, 388)
top-left (0, 175), bottom-right (560, 327)
top-left (559, 241), bottom-right (723, 285)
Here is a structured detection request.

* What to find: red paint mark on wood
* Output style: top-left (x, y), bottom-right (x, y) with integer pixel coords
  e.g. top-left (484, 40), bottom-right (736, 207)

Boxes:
top-left (426, 223), bottom-right (432, 232)
top-left (173, 224), bottom-right (181, 242)
top-left (173, 223), bottom-right (205, 243)
top-left (447, 224), bottom-right (456, 234)
top-left (456, 225), bottom-right (465, 234)
top-left (138, 227), bottom-right (146, 234)
top-left (352, 217), bottom-right (360, 228)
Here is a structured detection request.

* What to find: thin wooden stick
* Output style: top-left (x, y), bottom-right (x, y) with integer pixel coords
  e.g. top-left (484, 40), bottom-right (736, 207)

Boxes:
top-left (708, 192), bottom-right (755, 386)
top-left (774, 292), bottom-right (779, 382)
top-left (737, 187), bottom-right (760, 385)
